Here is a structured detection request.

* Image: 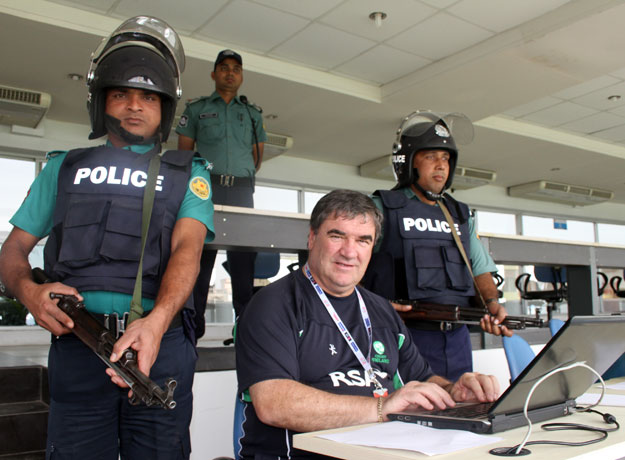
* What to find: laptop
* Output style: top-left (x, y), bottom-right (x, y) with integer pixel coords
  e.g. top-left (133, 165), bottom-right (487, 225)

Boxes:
top-left (388, 315), bottom-right (625, 434)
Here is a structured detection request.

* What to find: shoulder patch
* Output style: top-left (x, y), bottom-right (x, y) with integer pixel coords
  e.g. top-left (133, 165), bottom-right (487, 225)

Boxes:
top-left (193, 156), bottom-right (213, 171)
top-left (178, 114), bottom-right (188, 127)
top-left (189, 176), bottom-right (210, 200)
top-left (46, 150), bottom-right (67, 159)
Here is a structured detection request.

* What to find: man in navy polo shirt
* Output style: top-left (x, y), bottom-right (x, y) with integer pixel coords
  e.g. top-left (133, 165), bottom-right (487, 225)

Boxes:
top-left (235, 189), bottom-right (499, 459)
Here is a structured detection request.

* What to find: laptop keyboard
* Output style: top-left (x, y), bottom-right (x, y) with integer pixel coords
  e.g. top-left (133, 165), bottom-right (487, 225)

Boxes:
top-left (425, 402), bottom-right (493, 418)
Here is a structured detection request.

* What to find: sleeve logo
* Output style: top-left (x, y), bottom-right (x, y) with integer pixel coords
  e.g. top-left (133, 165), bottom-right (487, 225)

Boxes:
top-left (190, 176), bottom-right (210, 200)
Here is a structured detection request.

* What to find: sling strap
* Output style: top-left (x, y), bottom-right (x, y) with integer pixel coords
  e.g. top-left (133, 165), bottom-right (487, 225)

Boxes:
top-left (437, 198), bottom-right (488, 310)
top-left (128, 152), bottom-right (162, 324)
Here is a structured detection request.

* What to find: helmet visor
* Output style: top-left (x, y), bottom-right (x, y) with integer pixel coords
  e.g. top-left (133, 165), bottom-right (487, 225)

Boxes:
top-left (91, 16), bottom-right (185, 76)
top-left (399, 111), bottom-right (474, 145)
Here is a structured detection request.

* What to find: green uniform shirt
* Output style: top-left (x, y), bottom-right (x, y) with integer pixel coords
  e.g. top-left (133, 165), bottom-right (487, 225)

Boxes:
top-left (10, 142), bottom-right (216, 315)
top-left (371, 187), bottom-right (496, 277)
top-left (175, 91), bottom-right (267, 178)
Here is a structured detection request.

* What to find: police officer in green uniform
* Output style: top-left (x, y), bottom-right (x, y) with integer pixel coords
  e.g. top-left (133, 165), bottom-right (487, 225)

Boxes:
top-left (176, 49), bottom-right (266, 334)
top-left (362, 111), bottom-right (512, 382)
top-left (0, 17), bottom-right (214, 459)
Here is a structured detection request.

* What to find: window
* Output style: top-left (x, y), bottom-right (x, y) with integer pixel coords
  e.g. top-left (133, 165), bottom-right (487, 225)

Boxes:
top-left (521, 216), bottom-right (595, 242)
top-left (597, 223), bottom-right (625, 245)
top-left (0, 158), bottom-right (35, 232)
top-left (475, 210), bottom-right (516, 235)
top-left (254, 185), bottom-right (298, 213)
top-left (304, 191), bottom-right (326, 215)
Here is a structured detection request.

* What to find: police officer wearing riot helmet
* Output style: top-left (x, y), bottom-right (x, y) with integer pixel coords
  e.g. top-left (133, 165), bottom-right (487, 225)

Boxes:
top-left (362, 111), bottom-right (512, 382)
top-left (0, 17), bottom-right (214, 459)
top-left (177, 49), bottom-right (266, 334)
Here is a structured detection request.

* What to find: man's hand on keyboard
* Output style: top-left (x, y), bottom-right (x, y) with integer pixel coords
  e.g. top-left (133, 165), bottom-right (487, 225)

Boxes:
top-left (450, 372), bottom-right (500, 403)
top-left (381, 381), bottom-right (456, 420)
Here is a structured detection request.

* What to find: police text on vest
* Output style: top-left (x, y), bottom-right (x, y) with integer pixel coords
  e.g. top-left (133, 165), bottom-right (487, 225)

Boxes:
top-left (403, 217), bottom-right (461, 235)
top-left (74, 167), bottom-right (164, 191)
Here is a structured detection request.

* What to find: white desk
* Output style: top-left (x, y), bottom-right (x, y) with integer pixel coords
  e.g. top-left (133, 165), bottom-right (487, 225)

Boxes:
top-left (294, 383), bottom-right (625, 459)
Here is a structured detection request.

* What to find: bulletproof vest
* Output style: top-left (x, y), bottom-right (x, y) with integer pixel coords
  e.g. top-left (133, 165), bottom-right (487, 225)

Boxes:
top-left (364, 190), bottom-right (474, 306)
top-left (44, 145), bottom-right (194, 302)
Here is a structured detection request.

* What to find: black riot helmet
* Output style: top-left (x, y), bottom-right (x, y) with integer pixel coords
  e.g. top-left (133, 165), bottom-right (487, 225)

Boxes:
top-left (86, 16), bottom-right (185, 143)
top-left (391, 111), bottom-right (473, 200)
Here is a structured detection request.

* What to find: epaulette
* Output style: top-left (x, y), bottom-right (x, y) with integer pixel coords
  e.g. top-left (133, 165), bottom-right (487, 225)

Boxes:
top-left (193, 154), bottom-right (213, 171)
top-left (46, 150), bottom-right (67, 160)
top-left (185, 96), bottom-right (209, 106)
top-left (243, 99), bottom-right (262, 113)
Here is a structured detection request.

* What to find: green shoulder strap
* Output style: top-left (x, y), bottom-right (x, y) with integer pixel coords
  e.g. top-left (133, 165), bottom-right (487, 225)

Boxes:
top-left (437, 198), bottom-right (487, 309)
top-left (128, 153), bottom-right (162, 324)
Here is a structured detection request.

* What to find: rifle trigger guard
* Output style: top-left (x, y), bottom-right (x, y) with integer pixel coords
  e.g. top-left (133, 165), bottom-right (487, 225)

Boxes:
top-left (117, 312), bottom-right (129, 338)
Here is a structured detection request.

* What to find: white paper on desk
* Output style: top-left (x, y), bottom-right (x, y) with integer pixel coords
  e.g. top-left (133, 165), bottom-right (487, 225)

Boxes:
top-left (576, 393), bottom-right (625, 407)
top-left (317, 421), bottom-right (502, 456)
top-left (606, 381), bottom-right (625, 391)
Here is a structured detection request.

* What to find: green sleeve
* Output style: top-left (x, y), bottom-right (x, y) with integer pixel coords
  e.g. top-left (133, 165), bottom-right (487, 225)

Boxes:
top-left (469, 215), bottom-right (497, 276)
top-left (177, 158), bottom-right (215, 243)
top-left (175, 103), bottom-right (198, 140)
top-left (253, 108), bottom-right (267, 143)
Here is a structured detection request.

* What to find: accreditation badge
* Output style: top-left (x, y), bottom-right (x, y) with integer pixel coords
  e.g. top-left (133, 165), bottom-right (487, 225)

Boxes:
top-left (189, 176), bottom-right (210, 200)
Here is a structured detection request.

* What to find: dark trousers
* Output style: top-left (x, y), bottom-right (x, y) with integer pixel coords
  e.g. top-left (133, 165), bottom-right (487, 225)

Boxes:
top-left (409, 326), bottom-right (473, 381)
top-left (46, 327), bottom-right (196, 460)
top-left (193, 182), bottom-right (255, 337)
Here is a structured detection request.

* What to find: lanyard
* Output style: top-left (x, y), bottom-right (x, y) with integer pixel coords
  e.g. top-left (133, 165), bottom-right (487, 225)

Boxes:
top-left (303, 264), bottom-right (387, 397)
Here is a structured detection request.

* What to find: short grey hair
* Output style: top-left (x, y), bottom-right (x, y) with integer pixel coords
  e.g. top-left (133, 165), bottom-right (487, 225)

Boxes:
top-left (309, 189), bottom-right (383, 244)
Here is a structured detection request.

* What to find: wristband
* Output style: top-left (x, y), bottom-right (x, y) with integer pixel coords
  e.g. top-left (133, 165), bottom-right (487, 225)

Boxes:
top-left (485, 298), bottom-right (499, 305)
top-left (377, 396), bottom-right (385, 423)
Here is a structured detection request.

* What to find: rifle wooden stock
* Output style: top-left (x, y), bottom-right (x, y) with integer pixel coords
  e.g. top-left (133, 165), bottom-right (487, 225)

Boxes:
top-left (33, 268), bottom-right (177, 410)
top-left (395, 300), bottom-right (545, 330)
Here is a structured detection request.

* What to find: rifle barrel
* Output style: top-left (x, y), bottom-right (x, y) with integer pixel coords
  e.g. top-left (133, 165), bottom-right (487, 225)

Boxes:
top-left (395, 300), bottom-right (545, 330)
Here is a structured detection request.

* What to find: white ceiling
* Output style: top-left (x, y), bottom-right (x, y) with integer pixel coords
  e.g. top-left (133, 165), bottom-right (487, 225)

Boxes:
top-left (3, 0), bottom-right (625, 205)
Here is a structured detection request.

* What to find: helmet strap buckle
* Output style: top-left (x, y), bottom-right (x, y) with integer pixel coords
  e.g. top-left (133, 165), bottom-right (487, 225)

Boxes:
top-left (413, 180), bottom-right (444, 202)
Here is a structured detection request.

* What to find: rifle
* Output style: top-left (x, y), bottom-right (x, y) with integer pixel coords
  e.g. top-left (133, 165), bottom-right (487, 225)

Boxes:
top-left (32, 268), bottom-right (177, 409)
top-left (394, 299), bottom-right (545, 330)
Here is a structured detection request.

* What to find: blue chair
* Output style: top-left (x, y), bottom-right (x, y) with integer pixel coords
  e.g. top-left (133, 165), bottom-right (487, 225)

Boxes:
top-left (222, 252), bottom-right (281, 282)
top-left (548, 318), bottom-right (565, 336)
top-left (503, 334), bottom-right (536, 381)
top-left (253, 252), bottom-right (281, 280)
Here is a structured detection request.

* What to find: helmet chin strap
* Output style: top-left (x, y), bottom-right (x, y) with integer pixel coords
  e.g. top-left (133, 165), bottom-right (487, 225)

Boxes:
top-left (104, 114), bottom-right (160, 146)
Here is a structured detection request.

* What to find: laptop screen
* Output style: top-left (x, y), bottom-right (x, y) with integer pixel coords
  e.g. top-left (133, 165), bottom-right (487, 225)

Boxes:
top-left (491, 315), bottom-right (625, 415)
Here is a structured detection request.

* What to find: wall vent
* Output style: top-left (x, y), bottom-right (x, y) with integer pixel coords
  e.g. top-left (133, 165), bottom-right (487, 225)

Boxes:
top-left (0, 85), bottom-right (51, 128)
top-left (263, 132), bottom-right (293, 161)
top-left (508, 180), bottom-right (613, 206)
